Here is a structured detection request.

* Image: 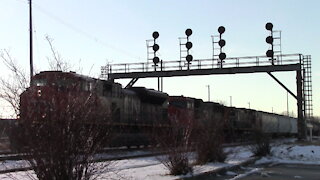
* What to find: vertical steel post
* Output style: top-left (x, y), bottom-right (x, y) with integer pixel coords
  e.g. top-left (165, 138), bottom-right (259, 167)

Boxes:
top-left (297, 69), bottom-right (306, 140)
top-left (287, 92), bottom-right (289, 116)
top-left (271, 30), bottom-right (274, 65)
top-left (158, 77), bottom-right (160, 91)
top-left (160, 60), bottom-right (163, 91)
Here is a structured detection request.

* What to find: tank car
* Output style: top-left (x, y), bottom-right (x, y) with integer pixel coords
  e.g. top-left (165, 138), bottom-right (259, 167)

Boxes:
top-left (255, 111), bottom-right (297, 136)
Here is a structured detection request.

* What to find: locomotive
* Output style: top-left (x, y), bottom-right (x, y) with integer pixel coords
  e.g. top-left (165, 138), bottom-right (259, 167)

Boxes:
top-left (19, 71), bottom-right (298, 147)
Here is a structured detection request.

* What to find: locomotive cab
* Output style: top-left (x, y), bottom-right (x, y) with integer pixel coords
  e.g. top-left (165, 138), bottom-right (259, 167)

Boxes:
top-left (20, 71), bottom-right (113, 123)
top-left (168, 96), bottom-right (195, 126)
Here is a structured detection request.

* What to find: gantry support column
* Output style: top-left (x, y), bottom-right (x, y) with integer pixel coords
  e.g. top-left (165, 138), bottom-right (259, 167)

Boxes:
top-left (297, 69), bottom-right (306, 140)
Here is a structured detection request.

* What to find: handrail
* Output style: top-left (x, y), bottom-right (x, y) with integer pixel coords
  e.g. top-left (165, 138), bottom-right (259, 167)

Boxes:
top-left (101, 54), bottom-right (302, 78)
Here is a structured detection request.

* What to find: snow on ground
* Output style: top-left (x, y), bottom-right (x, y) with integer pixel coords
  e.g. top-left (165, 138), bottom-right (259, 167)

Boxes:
top-left (0, 139), bottom-right (319, 180)
top-left (94, 148), bottom-right (254, 180)
top-left (0, 147), bottom-right (255, 180)
top-left (0, 160), bottom-right (29, 171)
top-left (256, 143), bottom-right (320, 165)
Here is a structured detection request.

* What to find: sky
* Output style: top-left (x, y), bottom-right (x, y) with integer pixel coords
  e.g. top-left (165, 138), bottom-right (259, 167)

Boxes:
top-left (0, 0), bottom-right (319, 117)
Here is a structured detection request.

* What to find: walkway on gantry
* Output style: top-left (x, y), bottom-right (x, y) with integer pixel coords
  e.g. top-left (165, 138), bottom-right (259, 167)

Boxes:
top-left (101, 53), bottom-right (313, 139)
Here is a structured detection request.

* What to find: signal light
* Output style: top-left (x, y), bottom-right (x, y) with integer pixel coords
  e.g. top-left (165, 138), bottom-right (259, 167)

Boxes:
top-left (219, 53), bottom-right (226, 61)
top-left (186, 55), bottom-right (193, 62)
top-left (153, 44), bottom-right (159, 52)
top-left (218, 26), bottom-right (225, 34)
top-left (152, 31), bottom-right (159, 39)
top-left (185, 41), bottom-right (193, 50)
top-left (266, 50), bottom-right (274, 58)
top-left (266, 36), bottom-right (273, 44)
top-left (152, 31), bottom-right (160, 69)
top-left (218, 39), bottom-right (226, 47)
top-left (265, 22), bottom-right (274, 65)
top-left (153, 57), bottom-right (160, 64)
top-left (218, 26), bottom-right (226, 68)
top-left (185, 28), bottom-right (192, 37)
top-left (265, 22), bottom-right (273, 31)
top-left (184, 28), bottom-right (193, 69)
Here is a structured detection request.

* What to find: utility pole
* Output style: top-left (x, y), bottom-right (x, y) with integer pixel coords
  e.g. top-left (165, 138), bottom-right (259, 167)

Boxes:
top-left (229, 96), bottom-right (232, 107)
top-left (206, 85), bottom-right (210, 101)
top-left (248, 102), bottom-right (250, 109)
top-left (29, 0), bottom-right (34, 80)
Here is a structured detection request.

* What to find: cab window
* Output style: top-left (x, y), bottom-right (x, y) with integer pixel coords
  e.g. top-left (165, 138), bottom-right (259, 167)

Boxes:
top-left (169, 100), bottom-right (187, 108)
top-left (33, 79), bottom-right (47, 87)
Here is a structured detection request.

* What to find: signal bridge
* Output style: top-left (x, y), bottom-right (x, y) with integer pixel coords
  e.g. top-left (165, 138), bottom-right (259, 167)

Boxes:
top-left (102, 54), bottom-right (301, 80)
top-left (101, 53), bottom-right (312, 140)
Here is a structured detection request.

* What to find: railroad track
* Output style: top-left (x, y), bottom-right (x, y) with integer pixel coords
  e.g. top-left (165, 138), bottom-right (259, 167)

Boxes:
top-left (0, 147), bottom-right (169, 174)
top-left (0, 140), bottom-right (284, 174)
top-left (0, 141), bottom-right (250, 162)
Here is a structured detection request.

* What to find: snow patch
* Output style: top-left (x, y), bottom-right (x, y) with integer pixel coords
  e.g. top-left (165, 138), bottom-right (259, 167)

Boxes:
top-left (256, 144), bottom-right (320, 165)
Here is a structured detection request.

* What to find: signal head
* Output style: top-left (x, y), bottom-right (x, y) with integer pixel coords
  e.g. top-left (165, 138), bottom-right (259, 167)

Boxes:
top-left (152, 31), bottom-right (159, 39)
top-left (186, 54), bottom-right (193, 62)
top-left (266, 36), bottom-right (273, 44)
top-left (185, 28), bottom-right (193, 37)
top-left (153, 57), bottom-right (160, 64)
top-left (265, 22), bottom-right (273, 31)
top-left (153, 44), bottom-right (160, 52)
top-left (218, 39), bottom-right (226, 47)
top-left (218, 26), bottom-right (225, 34)
top-left (219, 52), bottom-right (226, 60)
top-left (186, 42), bottom-right (193, 50)
top-left (266, 50), bottom-right (274, 58)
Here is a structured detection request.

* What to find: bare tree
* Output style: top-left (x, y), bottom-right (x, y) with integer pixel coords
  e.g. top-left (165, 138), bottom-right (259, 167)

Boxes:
top-left (1, 43), bottom-right (115, 179)
top-left (0, 35), bottom-right (72, 118)
top-left (12, 84), bottom-right (114, 180)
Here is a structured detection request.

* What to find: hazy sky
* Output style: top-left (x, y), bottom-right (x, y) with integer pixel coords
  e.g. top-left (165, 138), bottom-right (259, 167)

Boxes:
top-left (0, 0), bottom-right (319, 117)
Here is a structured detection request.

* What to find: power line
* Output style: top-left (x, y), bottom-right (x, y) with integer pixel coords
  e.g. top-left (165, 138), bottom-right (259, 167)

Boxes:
top-left (30, 2), bottom-right (141, 60)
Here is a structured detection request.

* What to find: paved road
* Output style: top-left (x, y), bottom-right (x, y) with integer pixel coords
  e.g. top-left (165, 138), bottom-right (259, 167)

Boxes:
top-left (240, 164), bottom-right (320, 180)
top-left (189, 164), bottom-right (320, 180)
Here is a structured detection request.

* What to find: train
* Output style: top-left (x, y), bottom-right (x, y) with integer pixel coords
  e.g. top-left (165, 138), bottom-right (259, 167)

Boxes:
top-left (17, 71), bottom-right (299, 147)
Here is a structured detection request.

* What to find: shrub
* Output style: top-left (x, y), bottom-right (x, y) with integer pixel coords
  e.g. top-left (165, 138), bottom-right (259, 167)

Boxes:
top-left (250, 130), bottom-right (271, 157)
top-left (154, 122), bottom-right (193, 175)
top-left (195, 122), bottom-right (227, 164)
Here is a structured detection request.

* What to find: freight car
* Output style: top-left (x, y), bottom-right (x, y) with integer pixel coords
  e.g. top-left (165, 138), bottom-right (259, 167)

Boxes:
top-left (173, 95), bottom-right (298, 142)
top-left (17, 71), bottom-right (299, 148)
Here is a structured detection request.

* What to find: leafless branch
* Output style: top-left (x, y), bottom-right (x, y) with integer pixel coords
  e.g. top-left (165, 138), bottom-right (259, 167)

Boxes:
top-left (0, 49), bottom-right (29, 117)
top-left (45, 35), bottom-right (71, 72)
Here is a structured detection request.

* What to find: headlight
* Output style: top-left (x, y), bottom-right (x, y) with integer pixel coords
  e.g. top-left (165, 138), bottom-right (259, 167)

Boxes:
top-left (37, 89), bottom-right (42, 97)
